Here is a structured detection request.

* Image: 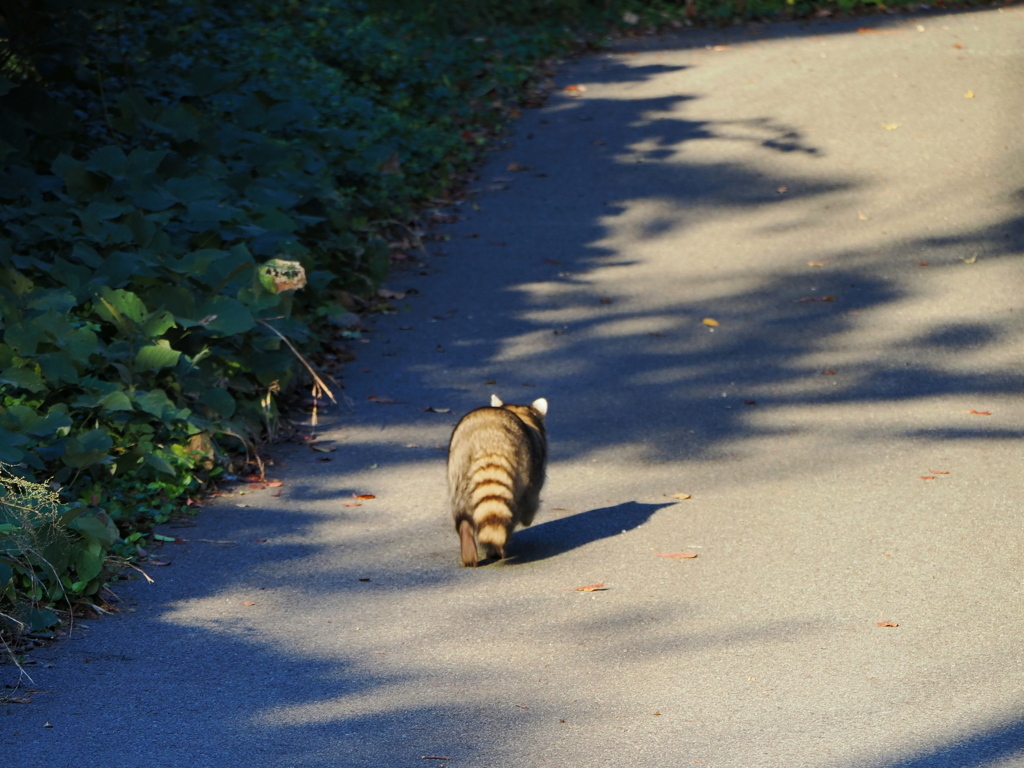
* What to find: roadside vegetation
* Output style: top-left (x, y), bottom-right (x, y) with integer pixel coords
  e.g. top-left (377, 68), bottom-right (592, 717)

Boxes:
top-left (0, 0), bottom-right (993, 644)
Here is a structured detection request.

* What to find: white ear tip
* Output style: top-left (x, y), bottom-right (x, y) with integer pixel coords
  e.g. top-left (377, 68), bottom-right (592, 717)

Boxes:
top-left (490, 394), bottom-right (503, 407)
top-left (532, 398), bottom-right (548, 416)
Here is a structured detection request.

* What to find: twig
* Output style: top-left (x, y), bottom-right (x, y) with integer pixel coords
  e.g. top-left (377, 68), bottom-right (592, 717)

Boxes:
top-left (255, 319), bottom-right (337, 404)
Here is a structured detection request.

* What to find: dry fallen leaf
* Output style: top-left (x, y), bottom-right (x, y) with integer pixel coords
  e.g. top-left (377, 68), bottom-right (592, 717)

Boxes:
top-left (968, 409), bottom-right (992, 416)
top-left (368, 395), bottom-right (402, 404)
top-left (310, 443), bottom-right (335, 453)
top-left (882, 123), bottom-right (901, 130)
top-left (702, 317), bottom-right (719, 327)
top-left (965, 90), bottom-right (974, 98)
top-left (822, 369), bottom-right (837, 376)
top-left (876, 621), bottom-right (899, 627)
top-left (669, 493), bottom-right (692, 500)
top-left (574, 583), bottom-right (608, 592)
top-left (920, 476), bottom-right (936, 480)
top-left (343, 502), bottom-right (362, 507)
top-left (858, 211), bottom-right (869, 220)
top-left (928, 470), bottom-right (951, 475)
top-left (242, 601), bottom-right (256, 607)
top-left (421, 406), bottom-right (451, 413)
top-left (354, 494), bottom-right (376, 500)
top-left (653, 550), bottom-right (699, 559)
top-left (808, 261), bottom-right (827, 267)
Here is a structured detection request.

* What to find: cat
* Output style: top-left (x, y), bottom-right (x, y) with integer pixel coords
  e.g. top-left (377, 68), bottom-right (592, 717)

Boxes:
top-left (447, 394), bottom-right (548, 567)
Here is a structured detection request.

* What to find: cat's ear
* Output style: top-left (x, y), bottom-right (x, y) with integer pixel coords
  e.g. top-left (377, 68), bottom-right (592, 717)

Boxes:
top-left (490, 394), bottom-right (503, 407)
top-left (531, 398), bottom-right (548, 416)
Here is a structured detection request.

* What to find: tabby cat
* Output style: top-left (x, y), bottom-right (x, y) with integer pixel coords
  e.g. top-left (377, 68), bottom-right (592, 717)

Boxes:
top-left (447, 395), bottom-right (548, 567)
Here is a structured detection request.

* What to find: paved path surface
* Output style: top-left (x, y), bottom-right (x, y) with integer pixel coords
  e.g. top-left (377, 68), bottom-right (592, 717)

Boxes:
top-left (5, 8), bottom-right (1024, 767)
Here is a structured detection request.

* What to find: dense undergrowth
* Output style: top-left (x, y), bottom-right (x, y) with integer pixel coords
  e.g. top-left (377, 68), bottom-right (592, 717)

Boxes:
top-left (0, 0), bottom-right (994, 640)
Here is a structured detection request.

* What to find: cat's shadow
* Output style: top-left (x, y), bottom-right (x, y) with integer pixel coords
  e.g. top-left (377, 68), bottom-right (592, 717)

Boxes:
top-left (501, 501), bottom-right (673, 565)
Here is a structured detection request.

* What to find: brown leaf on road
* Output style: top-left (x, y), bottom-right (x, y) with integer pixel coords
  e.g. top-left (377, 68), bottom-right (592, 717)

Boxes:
top-left (876, 621), bottom-right (899, 627)
top-left (668, 493), bottom-right (692, 500)
top-left (368, 395), bottom-right (403, 404)
top-left (354, 494), bottom-right (376, 500)
top-left (808, 261), bottom-right (827, 267)
top-left (574, 583), bottom-right (608, 592)
top-left (920, 476), bottom-right (936, 480)
top-left (343, 502), bottom-right (362, 507)
top-left (822, 369), bottom-right (837, 376)
top-left (310, 443), bottom-right (335, 453)
top-left (267, 480), bottom-right (283, 487)
top-left (653, 550), bottom-right (698, 559)
top-left (928, 470), bottom-right (951, 475)
top-left (967, 409), bottom-right (992, 415)
top-left (242, 601), bottom-right (256, 607)
top-left (702, 317), bottom-right (719, 327)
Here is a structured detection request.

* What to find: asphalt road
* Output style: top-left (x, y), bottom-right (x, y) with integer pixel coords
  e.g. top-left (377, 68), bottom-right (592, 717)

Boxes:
top-left (4, 7), bottom-right (1024, 767)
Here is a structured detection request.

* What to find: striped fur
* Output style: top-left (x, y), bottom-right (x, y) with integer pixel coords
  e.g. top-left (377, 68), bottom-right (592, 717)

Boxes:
top-left (448, 395), bottom-right (548, 567)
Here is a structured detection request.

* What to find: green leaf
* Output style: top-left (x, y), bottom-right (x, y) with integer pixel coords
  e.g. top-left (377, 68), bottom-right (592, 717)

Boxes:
top-left (93, 286), bottom-right (148, 328)
top-left (62, 429), bottom-right (113, 469)
top-left (144, 451), bottom-right (177, 476)
top-left (85, 145), bottom-right (127, 177)
top-left (136, 341), bottom-right (181, 372)
top-left (25, 607), bottom-right (60, 632)
top-left (71, 539), bottom-right (105, 583)
top-left (4, 323), bottom-right (44, 355)
top-left (38, 352), bottom-right (81, 384)
top-left (200, 388), bottom-right (236, 419)
top-left (69, 511), bottom-right (119, 549)
top-left (198, 296), bottom-right (255, 336)
top-left (84, 199), bottom-right (129, 221)
top-left (25, 408), bottom-right (73, 439)
top-left (134, 389), bottom-right (190, 422)
top-left (141, 309), bottom-right (176, 339)
top-left (98, 390), bottom-right (133, 412)
top-left (0, 365), bottom-right (45, 392)
top-left (124, 147), bottom-right (168, 177)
